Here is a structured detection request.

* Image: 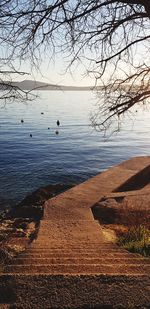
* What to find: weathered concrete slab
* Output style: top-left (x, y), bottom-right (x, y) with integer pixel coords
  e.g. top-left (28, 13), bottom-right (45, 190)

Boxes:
top-left (0, 274), bottom-right (150, 308)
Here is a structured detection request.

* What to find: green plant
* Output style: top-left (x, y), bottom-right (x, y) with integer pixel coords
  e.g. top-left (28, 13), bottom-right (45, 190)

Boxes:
top-left (118, 225), bottom-right (150, 257)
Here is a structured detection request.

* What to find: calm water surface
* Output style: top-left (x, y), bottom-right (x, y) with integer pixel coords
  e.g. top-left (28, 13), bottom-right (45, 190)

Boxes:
top-left (0, 91), bottom-right (150, 208)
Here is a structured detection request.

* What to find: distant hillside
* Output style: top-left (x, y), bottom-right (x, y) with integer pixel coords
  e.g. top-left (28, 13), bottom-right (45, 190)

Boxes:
top-left (12, 80), bottom-right (61, 90)
top-left (11, 79), bottom-right (95, 91)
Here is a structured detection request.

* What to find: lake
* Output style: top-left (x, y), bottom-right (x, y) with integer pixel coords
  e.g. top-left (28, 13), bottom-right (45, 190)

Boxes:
top-left (0, 90), bottom-right (150, 209)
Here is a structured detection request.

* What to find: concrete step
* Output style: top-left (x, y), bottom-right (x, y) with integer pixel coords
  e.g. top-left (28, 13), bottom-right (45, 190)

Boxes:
top-left (29, 243), bottom-right (121, 252)
top-left (37, 232), bottom-right (103, 236)
top-left (4, 263), bottom-right (150, 275)
top-left (18, 247), bottom-right (140, 255)
top-left (17, 252), bottom-right (141, 258)
top-left (39, 224), bottom-right (102, 229)
top-left (37, 231), bottom-right (103, 236)
top-left (30, 243), bottom-right (117, 248)
top-left (32, 236), bottom-right (111, 243)
top-left (37, 220), bottom-right (102, 230)
top-left (36, 236), bottom-right (105, 241)
top-left (23, 248), bottom-right (128, 253)
top-left (11, 257), bottom-right (150, 265)
top-left (38, 222), bottom-right (102, 229)
top-left (34, 221), bottom-right (103, 229)
top-left (29, 247), bottom-right (129, 254)
top-left (38, 223), bottom-right (103, 229)
top-left (39, 219), bottom-right (99, 224)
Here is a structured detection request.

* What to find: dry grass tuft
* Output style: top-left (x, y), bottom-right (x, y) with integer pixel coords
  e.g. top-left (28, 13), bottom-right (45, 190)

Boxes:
top-left (117, 225), bottom-right (150, 257)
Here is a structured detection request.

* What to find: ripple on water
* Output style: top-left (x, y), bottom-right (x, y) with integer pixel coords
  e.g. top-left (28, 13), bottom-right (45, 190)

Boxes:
top-left (0, 90), bottom-right (150, 208)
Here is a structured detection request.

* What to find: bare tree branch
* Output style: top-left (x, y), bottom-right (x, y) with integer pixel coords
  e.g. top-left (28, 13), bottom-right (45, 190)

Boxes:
top-left (0, 0), bottom-right (149, 130)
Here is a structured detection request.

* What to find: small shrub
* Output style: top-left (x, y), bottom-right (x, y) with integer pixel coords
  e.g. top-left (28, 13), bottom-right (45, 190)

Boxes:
top-left (118, 225), bottom-right (150, 257)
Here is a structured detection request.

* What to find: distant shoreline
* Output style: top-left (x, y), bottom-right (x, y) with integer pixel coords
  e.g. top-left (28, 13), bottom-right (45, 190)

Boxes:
top-left (7, 79), bottom-right (102, 92)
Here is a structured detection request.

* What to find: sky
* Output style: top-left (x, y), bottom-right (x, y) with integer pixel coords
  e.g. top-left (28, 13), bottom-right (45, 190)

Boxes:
top-left (12, 53), bottom-right (94, 87)
top-left (11, 39), bottom-right (149, 88)
top-left (3, 27), bottom-right (149, 88)
top-left (1, 0), bottom-right (149, 89)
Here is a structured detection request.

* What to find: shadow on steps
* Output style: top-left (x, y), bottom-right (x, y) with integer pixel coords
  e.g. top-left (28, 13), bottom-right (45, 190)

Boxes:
top-left (0, 284), bottom-right (16, 304)
top-left (113, 164), bottom-right (150, 192)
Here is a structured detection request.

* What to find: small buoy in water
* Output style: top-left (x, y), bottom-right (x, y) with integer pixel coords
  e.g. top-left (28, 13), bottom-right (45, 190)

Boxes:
top-left (55, 130), bottom-right (59, 135)
top-left (21, 119), bottom-right (24, 123)
top-left (48, 127), bottom-right (50, 130)
top-left (30, 134), bottom-right (32, 137)
top-left (41, 112), bottom-right (44, 115)
top-left (57, 120), bottom-right (60, 126)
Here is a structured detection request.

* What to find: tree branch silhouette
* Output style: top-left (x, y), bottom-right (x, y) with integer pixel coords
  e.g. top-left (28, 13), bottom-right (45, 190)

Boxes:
top-left (0, 0), bottom-right (149, 130)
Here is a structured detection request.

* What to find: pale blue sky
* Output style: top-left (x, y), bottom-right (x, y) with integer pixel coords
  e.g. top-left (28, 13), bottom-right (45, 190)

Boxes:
top-left (4, 27), bottom-right (149, 88)
top-left (12, 52), bottom-right (94, 86)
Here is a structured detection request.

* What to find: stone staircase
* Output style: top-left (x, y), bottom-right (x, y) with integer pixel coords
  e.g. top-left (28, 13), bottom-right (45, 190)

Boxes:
top-left (0, 156), bottom-right (150, 308)
top-left (3, 219), bottom-right (150, 276)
